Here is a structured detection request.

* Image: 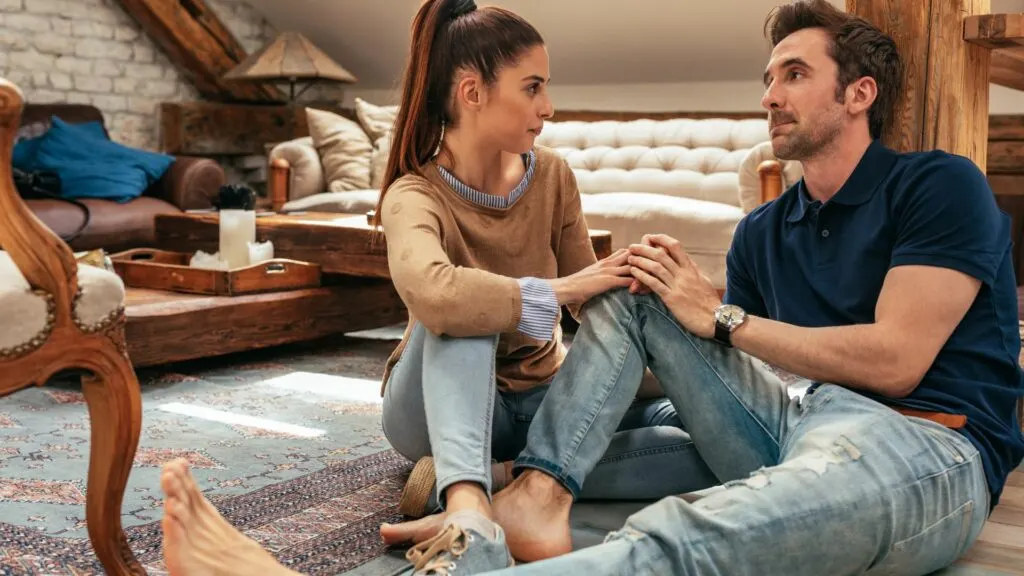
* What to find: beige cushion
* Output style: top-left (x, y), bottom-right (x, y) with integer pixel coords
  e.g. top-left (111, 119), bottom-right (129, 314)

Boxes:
top-left (269, 137), bottom-right (325, 201)
top-left (737, 140), bottom-right (804, 213)
top-left (354, 99), bottom-right (398, 191)
top-left (306, 108), bottom-right (373, 192)
top-left (0, 251), bottom-right (125, 349)
top-left (354, 98), bottom-right (399, 142)
top-left (370, 133), bottom-right (392, 190)
top-left (281, 189), bottom-right (380, 215)
top-left (76, 261), bottom-right (126, 328)
top-left (580, 193), bottom-right (745, 289)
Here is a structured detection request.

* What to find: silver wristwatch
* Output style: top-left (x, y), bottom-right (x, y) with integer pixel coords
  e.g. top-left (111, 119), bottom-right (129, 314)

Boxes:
top-left (713, 304), bottom-right (747, 347)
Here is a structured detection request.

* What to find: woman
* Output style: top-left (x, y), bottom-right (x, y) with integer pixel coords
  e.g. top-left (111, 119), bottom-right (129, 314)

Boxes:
top-left (150, 2), bottom-right (714, 574)
top-left (375, 0), bottom-right (717, 572)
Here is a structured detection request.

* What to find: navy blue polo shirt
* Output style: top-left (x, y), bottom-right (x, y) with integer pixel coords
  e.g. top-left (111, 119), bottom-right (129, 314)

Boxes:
top-left (724, 139), bottom-right (1024, 505)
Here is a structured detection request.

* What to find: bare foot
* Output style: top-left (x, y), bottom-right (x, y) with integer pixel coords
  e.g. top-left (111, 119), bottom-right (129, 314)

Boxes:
top-left (161, 458), bottom-right (300, 576)
top-left (492, 470), bottom-right (573, 562)
top-left (380, 512), bottom-right (445, 545)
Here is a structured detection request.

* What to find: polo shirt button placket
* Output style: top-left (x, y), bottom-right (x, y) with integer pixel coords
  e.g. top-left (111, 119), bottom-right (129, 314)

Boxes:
top-left (821, 229), bottom-right (830, 238)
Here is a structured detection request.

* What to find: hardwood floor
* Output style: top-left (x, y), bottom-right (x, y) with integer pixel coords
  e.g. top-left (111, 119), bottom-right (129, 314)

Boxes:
top-left (950, 464), bottom-right (1024, 574)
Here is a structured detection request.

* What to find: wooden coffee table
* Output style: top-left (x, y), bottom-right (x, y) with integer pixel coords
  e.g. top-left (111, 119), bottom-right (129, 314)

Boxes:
top-left (123, 211), bottom-right (611, 367)
top-left (124, 280), bottom-right (406, 367)
top-left (154, 211), bottom-right (614, 276)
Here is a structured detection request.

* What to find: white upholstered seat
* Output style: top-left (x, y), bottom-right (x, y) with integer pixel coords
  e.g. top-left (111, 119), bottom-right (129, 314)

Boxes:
top-left (0, 251), bottom-right (125, 351)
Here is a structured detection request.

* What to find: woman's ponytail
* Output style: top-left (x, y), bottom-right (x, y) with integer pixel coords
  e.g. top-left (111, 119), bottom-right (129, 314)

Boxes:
top-left (372, 0), bottom-right (543, 228)
top-left (373, 0), bottom-right (476, 226)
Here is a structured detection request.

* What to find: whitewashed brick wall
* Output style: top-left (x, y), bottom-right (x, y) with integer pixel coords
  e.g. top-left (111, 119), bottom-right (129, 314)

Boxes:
top-left (0, 0), bottom-right (275, 151)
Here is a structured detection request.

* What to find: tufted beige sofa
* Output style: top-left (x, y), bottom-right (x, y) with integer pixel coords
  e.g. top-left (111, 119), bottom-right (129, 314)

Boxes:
top-left (536, 121), bottom-right (808, 287)
top-left (269, 101), bottom-right (806, 288)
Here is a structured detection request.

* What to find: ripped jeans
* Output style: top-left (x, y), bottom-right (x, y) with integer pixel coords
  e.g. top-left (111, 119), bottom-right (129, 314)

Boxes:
top-left (490, 289), bottom-right (990, 576)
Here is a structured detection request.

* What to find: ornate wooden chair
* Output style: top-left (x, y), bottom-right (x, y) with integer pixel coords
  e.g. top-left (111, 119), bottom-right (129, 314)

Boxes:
top-left (749, 143), bottom-right (1024, 433)
top-left (0, 80), bottom-right (144, 574)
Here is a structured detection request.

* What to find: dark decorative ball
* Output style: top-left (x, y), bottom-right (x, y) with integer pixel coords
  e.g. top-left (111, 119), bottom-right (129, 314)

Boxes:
top-left (214, 184), bottom-right (256, 210)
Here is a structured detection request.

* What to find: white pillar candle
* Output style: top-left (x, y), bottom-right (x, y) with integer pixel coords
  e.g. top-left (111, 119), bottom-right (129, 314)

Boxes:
top-left (218, 209), bottom-right (256, 269)
top-left (248, 240), bottom-right (274, 265)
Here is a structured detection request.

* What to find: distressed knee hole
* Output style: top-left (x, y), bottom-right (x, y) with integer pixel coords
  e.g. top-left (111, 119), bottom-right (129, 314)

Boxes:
top-left (733, 435), bottom-right (864, 491)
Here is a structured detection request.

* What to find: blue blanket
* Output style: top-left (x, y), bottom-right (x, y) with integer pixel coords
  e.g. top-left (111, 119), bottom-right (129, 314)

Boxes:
top-left (12, 117), bottom-right (175, 203)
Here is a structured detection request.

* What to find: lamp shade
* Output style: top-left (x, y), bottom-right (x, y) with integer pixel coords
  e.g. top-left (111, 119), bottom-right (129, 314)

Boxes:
top-left (224, 31), bottom-right (357, 84)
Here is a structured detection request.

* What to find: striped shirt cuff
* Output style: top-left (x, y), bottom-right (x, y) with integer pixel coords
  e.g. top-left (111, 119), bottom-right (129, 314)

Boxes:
top-left (517, 277), bottom-right (560, 340)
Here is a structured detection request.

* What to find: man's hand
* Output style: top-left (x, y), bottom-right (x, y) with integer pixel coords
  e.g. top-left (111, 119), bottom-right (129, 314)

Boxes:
top-left (628, 234), bottom-right (722, 339)
top-left (550, 249), bottom-right (634, 305)
top-left (628, 235), bottom-right (660, 295)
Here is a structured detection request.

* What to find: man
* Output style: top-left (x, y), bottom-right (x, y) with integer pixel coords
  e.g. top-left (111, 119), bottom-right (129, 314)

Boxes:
top-left (478, 1), bottom-right (1024, 574)
top-left (154, 1), bottom-right (1022, 574)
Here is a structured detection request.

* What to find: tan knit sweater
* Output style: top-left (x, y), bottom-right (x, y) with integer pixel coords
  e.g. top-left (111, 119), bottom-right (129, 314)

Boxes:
top-left (379, 146), bottom-right (597, 394)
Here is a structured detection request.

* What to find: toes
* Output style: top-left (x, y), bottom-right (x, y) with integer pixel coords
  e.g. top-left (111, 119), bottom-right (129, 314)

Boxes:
top-left (380, 514), bottom-right (444, 545)
top-left (380, 521), bottom-right (416, 545)
top-left (165, 458), bottom-right (210, 516)
top-left (176, 461), bottom-right (206, 508)
top-left (161, 468), bottom-right (191, 510)
top-left (164, 495), bottom-right (191, 524)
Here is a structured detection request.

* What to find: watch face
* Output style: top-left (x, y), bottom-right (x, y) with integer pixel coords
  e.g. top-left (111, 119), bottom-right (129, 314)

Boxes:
top-left (717, 305), bottom-right (746, 328)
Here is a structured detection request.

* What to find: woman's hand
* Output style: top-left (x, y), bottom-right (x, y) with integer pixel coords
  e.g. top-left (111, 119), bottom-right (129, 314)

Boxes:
top-left (550, 249), bottom-right (634, 305)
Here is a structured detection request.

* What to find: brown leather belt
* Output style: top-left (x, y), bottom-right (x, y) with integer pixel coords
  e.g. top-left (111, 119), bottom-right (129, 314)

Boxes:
top-left (893, 407), bottom-right (967, 429)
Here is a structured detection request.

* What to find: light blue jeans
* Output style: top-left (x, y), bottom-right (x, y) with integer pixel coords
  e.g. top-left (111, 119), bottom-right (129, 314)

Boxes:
top-left (492, 289), bottom-right (990, 576)
top-left (381, 322), bottom-right (718, 504)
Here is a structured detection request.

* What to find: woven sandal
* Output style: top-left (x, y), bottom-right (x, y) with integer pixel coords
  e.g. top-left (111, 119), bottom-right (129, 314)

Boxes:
top-left (399, 456), bottom-right (437, 518)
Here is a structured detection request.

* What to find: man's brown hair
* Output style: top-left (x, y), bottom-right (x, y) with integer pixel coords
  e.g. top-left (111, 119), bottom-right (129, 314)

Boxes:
top-left (764, 0), bottom-right (903, 140)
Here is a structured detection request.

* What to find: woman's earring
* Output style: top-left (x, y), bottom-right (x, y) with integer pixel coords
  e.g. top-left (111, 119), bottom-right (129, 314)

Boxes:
top-left (432, 121), bottom-right (446, 158)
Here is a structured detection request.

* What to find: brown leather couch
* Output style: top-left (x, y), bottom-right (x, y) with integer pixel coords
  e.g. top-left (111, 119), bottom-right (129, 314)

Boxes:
top-left (19, 104), bottom-right (225, 253)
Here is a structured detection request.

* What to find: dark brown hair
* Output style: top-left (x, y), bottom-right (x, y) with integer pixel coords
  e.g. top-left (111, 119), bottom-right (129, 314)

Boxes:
top-left (764, 0), bottom-right (902, 140)
top-left (372, 0), bottom-right (544, 227)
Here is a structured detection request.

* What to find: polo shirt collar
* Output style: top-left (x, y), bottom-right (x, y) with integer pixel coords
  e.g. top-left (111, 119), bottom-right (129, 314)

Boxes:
top-left (786, 139), bottom-right (898, 223)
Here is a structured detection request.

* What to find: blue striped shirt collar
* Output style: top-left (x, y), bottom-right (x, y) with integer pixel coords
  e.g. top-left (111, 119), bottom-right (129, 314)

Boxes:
top-left (436, 150), bottom-right (537, 210)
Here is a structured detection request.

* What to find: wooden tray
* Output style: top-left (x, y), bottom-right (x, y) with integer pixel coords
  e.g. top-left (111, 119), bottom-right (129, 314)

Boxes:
top-left (110, 249), bottom-right (321, 296)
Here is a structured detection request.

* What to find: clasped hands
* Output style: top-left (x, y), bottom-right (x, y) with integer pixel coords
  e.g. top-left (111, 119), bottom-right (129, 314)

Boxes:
top-left (552, 234), bottom-right (722, 338)
top-left (618, 234), bottom-right (725, 339)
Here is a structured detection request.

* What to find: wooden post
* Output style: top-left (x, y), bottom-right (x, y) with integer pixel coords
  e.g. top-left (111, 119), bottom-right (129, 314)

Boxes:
top-left (846, 0), bottom-right (992, 171)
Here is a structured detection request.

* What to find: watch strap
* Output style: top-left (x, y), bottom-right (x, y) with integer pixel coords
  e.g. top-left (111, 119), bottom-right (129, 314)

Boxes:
top-left (713, 319), bottom-right (733, 347)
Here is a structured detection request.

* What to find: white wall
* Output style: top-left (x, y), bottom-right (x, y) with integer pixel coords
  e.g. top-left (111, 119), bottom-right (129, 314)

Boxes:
top-left (992, 85), bottom-right (1024, 115)
top-left (345, 82), bottom-right (1024, 114)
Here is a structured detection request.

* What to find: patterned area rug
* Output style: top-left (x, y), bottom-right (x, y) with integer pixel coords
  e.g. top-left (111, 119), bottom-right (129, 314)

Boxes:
top-left (0, 332), bottom-right (414, 575)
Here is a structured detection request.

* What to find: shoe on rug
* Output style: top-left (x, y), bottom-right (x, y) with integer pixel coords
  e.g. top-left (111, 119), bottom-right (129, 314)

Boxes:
top-left (400, 457), bottom-right (440, 518)
top-left (401, 511), bottom-right (514, 575)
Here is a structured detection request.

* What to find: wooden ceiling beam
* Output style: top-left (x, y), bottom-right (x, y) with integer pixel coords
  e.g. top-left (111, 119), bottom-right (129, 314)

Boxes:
top-left (965, 13), bottom-right (1024, 92)
top-left (113, 0), bottom-right (284, 103)
top-left (990, 48), bottom-right (1024, 93)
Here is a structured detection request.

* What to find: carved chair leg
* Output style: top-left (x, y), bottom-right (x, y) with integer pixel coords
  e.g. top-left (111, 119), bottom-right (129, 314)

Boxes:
top-left (80, 317), bottom-right (144, 576)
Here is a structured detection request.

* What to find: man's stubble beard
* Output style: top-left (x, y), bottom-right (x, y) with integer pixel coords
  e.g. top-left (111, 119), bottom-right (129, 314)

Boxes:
top-left (772, 107), bottom-right (843, 162)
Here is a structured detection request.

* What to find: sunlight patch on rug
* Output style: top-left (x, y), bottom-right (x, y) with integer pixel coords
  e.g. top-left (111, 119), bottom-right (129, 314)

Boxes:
top-left (157, 403), bottom-right (327, 438)
top-left (262, 372), bottom-right (383, 404)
